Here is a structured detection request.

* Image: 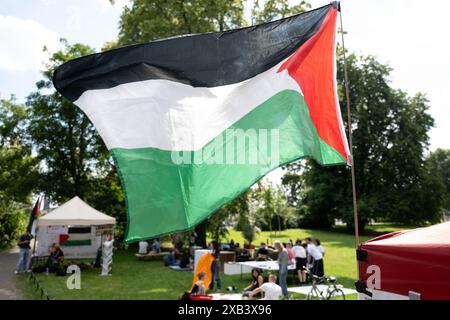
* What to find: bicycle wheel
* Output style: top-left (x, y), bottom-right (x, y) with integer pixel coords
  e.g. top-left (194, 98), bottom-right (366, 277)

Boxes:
top-left (307, 288), bottom-right (324, 300)
top-left (328, 288), bottom-right (346, 300)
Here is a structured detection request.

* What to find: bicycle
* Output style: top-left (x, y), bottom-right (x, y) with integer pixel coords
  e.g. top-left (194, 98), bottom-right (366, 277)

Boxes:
top-left (303, 267), bottom-right (346, 300)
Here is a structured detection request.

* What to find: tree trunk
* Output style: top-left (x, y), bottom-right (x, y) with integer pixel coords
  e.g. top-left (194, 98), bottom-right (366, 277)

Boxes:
top-left (195, 221), bottom-right (207, 248)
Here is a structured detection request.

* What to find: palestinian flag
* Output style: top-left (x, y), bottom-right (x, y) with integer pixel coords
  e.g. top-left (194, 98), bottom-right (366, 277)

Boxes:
top-left (53, 3), bottom-right (350, 243)
top-left (27, 197), bottom-right (40, 236)
top-left (59, 228), bottom-right (92, 247)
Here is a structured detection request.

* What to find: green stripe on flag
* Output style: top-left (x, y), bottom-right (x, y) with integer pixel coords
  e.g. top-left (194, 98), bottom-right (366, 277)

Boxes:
top-left (62, 239), bottom-right (92, 246)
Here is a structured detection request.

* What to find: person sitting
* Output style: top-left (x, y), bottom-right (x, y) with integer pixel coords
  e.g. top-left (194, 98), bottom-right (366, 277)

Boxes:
top-left (173, 234), bottom-right (184, 257)
top-left (179, 248), bottom-right (193, 270)
top-left (47, 243), bottom-right (64, 272)
top-left (151, 238), bottom-right (161, 254)
top-left (163, 248), bottom-right (177, 266)
top-left (242, 268), bottom-right (264, 297)
top-left (138, 240), bottom-right (149, 254)
top-left (229, 239), bottom-right (236, 251)
top-left (255, 243), bottom-right (269, 261)
top-left (249, 274), bottom-right (282, 300)
top-left (191, 271), bottom-right (207, 296)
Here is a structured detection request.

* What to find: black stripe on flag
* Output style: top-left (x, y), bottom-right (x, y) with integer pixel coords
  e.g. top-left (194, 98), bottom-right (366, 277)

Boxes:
top-left (68, 227), bottom-right (91, 234)
top-left (53, 4), bottom-right (332, 102)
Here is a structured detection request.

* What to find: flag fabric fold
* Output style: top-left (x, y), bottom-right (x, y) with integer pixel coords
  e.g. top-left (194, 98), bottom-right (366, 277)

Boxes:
top-left (53, 3), bottom-right (350, 243)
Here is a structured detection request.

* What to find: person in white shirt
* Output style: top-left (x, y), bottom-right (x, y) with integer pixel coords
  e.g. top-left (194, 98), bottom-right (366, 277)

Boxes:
top-left (309, 239), bottom-right (324, 277)
top-left (315, 239), bottom-right (325, 257)
top-left (293, 239), bottom-right (307, 284)
top-left (138, 240), bottom-right (149, 254)
top-left (249, 274), bottom-right (282, 300)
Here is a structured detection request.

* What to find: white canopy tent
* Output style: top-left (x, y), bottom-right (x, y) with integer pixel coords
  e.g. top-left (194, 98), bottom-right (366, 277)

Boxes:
top-left (36, 196), bottom-right (116, 259)
top-left (39, 196), bottom-right (115, 226)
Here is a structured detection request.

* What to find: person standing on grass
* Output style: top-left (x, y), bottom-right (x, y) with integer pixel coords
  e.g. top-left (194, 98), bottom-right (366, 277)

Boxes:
top-left (286, 241), bottom-right (295, 265)
top-left (312, 239), bottom-right (325, 277)
top-left (209, 240), bottom-right (222, 291)
top-left (315, 239), bottom-right (325, 257)
top-left (293, 239), bottom-right (307, 285)
top-left (15, 231), bottom-right (31, 274)
top-left (274, 240), bottom-right (289, 299)
top-left (308, 239), bottom-right (324, 277)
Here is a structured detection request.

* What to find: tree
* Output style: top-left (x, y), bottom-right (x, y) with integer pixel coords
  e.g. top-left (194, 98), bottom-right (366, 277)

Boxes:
top-left (117, 0), bottom-right (247, 46)
top-left (208, 190), bottom-right (250, 241)
top-left (425, 149), bottom-right (450, 213)
top-left (26, 40), bottom-right (126, 239)
top-left (0, 98), bottom-right (38, 248)
top-left (252, 182), bottom-right (297, 233)
top-left (281, 161), bottom-right (305, 207)
top-left (284, 51), bottom-right (437, 231)
top-left (251, 0), bottom-right (310, 24)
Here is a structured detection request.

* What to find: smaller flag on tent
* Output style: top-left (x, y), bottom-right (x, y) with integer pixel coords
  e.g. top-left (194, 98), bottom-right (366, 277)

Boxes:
top-left (27, 197), bottom-right (41, 236)
top-left (59, 227), bottom-right (92, 246)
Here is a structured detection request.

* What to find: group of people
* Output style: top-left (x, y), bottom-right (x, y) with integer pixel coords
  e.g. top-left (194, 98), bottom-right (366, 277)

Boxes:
top-left (252, 237), bottom-right (325, 299)
top-left (188, 237), bottom-right (326, 300)
top-left (138, 233), bottom-right (202, 272)
top-left (15, 231), bottom-right (65, 275)
top-left (138, 238), bottom-right (161, 255)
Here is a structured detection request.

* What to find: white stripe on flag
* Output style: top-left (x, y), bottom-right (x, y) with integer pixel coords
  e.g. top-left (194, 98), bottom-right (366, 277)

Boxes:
top-left (74, 58), bottom-right (301, 151)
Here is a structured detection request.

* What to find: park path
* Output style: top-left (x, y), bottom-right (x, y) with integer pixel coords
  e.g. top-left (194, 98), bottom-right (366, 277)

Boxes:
top-left (0, 247), bottom-right (24, 300)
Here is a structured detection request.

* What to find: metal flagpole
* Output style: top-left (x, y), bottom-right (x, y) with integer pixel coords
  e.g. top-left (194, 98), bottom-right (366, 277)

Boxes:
top-left (338, 3), bottom-right (360, 248)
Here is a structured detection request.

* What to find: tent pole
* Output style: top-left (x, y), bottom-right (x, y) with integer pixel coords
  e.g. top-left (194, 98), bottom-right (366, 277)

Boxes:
top-left (338, 4), bottom-right (360, 248)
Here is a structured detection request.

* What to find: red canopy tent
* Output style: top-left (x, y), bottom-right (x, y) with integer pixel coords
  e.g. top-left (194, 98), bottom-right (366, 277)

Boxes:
top-left (357, 221), bottom-right (450, 300)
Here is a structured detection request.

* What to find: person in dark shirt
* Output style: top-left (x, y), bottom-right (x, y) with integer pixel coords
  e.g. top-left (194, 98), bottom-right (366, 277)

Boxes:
top-left (209, 240), bottom-right (222, 291)
top-left (242, 268), bottom-right (264, 297)
top-left (15, 231), bottom-right (32, 274)
top-left (164, 248), bottom-right (177, 266)
top-left (256, 243), bottom-right (269, 261)
top-left (179, 248), bottom-right (193, 270)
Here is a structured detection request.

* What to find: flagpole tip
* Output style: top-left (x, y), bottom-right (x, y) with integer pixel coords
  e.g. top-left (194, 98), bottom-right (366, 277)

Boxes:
top-left (331, 1), bottom-right (341, 11)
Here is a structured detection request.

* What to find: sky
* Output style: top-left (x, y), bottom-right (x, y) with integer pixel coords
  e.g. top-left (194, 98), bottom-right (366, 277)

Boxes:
top-left (1, 0), bottom-right (449, 184)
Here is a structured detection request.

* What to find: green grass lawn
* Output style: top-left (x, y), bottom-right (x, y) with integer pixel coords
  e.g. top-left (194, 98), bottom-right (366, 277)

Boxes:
top-left (18, 225), bottom-right (411, 300)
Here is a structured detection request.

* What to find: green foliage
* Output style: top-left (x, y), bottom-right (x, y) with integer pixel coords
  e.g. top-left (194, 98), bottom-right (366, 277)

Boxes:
top-left (251, 0), bottom-right (310, 24)
top-left (118, 0), bottom-right (247, 46)
top-left (25, 40), bottom-right (126, 240)
top-left (0, 201), bottom-right (28, 249)
top-left (232, 191), bottom-right (256, 244)
top-left (252, 182), bottom-right (297, 232)
top-left (207, 190), bottom-right (250, 241)
top-left (0, 98), bottom-right (37, 248)
top-left (425, 149), bottom-right (450, 212)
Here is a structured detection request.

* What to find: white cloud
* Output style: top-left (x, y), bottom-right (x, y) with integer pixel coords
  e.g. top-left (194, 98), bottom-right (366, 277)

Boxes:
top-left (307, 0), bottom-right (450, 151)
top-left (0, 15), bottom-right (61, 72)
